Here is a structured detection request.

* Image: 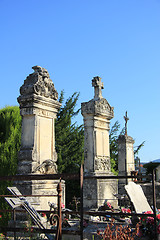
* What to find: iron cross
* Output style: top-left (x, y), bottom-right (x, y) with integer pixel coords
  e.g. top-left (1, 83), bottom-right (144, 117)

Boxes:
top-left (124, 111), bottom-right (129, 136)
top-left (92, 76), bottom-right (104, 99)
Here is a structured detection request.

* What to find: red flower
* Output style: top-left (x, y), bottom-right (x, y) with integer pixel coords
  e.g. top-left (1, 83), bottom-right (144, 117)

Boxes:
top-left (41, 213), bottom-right (46, 217)
top-left (121, 208), bottom-right (131, 213)
top-left (107, 202), bottom-right (111, 208)
top-left (0, 215), bottom-right (2, 218)
top-left (157, 214), bottom-right (160, 220)
top-left (144, 211), bottom-right (153, 214)
top-left (61, 203), bottom-right (65, 209)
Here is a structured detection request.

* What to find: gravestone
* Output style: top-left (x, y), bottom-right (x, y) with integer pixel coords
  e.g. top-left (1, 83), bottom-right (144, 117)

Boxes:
top-left (81, 76), bottom-right (118, 209)
top-left (125, 182), bottom-right (152, 213)
top-left (15, 66), bottom-right (65, 212)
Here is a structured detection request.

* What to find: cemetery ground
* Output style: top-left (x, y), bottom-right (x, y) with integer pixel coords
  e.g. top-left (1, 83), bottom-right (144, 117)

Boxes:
top-left (0, 170), bottom-right (160, 240)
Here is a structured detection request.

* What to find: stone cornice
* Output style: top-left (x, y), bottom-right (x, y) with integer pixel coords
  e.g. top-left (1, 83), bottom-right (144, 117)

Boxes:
top-left (118, 135), bottom-right (135, 144)
top-left (81, 98), bottom-right (114, 119)
top-left (18, 93), bottom-right (61, 109)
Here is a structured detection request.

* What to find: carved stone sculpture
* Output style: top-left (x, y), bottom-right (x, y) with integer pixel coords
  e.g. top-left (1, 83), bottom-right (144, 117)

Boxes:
top-left (32, 159), bottom-right (57, 174)
top-left (81, 98), bottom-right (114, 118)
top-left (19, 66), bottom-right (58, 100)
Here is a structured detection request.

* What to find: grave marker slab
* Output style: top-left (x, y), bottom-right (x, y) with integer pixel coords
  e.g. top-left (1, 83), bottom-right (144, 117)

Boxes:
top-left (125, 182), bottom-right (152, 213)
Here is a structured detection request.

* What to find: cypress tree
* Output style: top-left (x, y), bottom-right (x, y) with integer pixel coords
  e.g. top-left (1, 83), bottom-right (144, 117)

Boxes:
top-left (0, 106), bottom-right (22, 225)
top-left (0, 106), bottom-right (21, 177)
top-left (55, 91), bottom-right (84, 173)
top-left (55, 91), bottom-right (84, 206)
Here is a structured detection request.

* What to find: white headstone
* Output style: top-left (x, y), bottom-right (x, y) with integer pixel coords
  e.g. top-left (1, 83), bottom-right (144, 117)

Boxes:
top-left (125, 182), bottom-right (152, 213)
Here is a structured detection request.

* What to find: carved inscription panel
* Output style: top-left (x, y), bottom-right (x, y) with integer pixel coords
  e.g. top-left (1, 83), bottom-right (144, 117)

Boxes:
top-left (21, 115), bottom-right (35, 148)
top-left (95, 130), bottom-right (109, 157)
top-left (39, 117), bottom-right (53, 164)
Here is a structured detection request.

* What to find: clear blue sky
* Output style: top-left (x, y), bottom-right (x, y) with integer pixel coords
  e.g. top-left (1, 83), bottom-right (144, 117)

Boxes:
top-left (0, 0), bottom-right (160, 163)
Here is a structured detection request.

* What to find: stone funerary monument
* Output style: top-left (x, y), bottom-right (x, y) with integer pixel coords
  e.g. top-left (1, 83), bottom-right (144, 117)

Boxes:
top-left (16, 67), bottom-right (120, 213)
top-left (16, 66), bottom-right (65, 211)
top-left (81, 77), bottom-right (118, 209)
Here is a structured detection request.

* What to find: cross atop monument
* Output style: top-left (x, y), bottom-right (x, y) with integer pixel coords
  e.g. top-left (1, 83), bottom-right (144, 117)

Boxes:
top-left (124, 111), bottom-right (129, 136)
top-left (92, 76), bottom-right (104, 99)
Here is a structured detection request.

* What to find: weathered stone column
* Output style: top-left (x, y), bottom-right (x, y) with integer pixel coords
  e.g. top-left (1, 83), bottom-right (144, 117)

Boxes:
top-left (81, 76), bottom-right (118, 209)
top-left (16, 66), bottom-right (65, 212)
top-left (118, 113), bottom-right (135, 194)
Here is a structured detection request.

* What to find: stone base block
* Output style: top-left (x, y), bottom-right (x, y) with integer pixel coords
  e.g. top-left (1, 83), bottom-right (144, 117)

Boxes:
top-left (14, 179), bottom-right (65, 211)
top-left (83, 176), bottom-right (118, 210)
top-left (118, 179), bottom-right (128, 195)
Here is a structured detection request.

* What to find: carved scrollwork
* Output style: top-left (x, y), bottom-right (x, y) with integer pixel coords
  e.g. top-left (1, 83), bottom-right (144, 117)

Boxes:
top-left (95, 98), bottom-right (114, 116)
top-left (32, 159), bottom-right (57, 174)
top-left (81, 98), bottom-right (114, 119)
top-left (20, 66), bottom-right (58, 100)
top-left (94, 157), bottom-right (111, 172)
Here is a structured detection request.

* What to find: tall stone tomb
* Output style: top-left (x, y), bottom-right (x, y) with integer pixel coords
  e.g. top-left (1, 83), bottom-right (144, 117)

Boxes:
top-left (81, 77), bottom-right (118, 209)
top-left (118, 112), bottom-right (135, 194)
top-left (16, 66), bottom-right (65, 211)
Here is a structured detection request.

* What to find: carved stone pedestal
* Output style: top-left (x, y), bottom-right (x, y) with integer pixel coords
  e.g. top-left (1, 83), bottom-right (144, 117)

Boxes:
top-left (83, 174), bottom-right (118, 209)
top-left (15, 179), bottom-right (65, 212)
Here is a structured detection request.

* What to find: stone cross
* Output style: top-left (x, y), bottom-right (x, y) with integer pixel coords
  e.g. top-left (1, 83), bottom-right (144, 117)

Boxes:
top-left (124, 111), bottom-right (129, 136)
top-left (92, 76), bottom-right (104, 99)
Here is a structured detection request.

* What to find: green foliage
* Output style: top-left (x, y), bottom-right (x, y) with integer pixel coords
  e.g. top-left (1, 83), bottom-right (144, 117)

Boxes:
top-left (0, 106), bottom-right (21, 176)
top-left (134, 141), bottom-right (145, 156)
top-left (109, 121), bottom-right (124, 175)
top-left (0, 106), bottom-right (22, 225)
top-left (55, 91), bottom-right (84, 205)
top-left (55, 91), bottom-right (84, 173)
